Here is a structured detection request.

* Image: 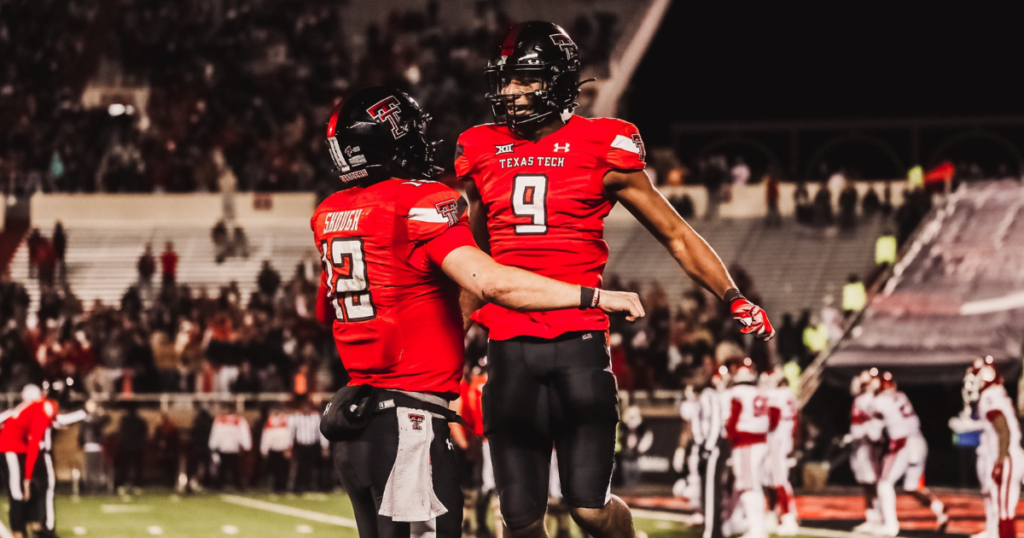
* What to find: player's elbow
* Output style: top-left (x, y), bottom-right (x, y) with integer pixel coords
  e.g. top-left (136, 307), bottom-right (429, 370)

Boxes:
top-left (478, 276), bottom-right (514, 306)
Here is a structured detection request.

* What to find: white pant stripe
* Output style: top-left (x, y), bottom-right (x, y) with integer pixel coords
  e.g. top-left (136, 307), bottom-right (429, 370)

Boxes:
top-left (5, 453), bottom-right (22, 501)
top-left (45, 452), bottom-right (56, 530)
top-left (702, 447), bottom-right (720, 538)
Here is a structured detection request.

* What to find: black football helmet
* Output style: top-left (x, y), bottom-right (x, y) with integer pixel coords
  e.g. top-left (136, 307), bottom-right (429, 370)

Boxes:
top-left (485, 21), bottom-right (584, 134)
top-left (325, 86), bottom-right (443, 187)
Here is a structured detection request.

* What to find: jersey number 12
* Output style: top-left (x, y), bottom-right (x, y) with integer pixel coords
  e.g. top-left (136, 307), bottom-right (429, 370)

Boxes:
top-left (322, 238), bottom-right (376, 322)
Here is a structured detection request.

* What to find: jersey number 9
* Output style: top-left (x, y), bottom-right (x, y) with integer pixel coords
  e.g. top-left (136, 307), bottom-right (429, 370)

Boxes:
top-left (511, 174), bottom-right (548, 235)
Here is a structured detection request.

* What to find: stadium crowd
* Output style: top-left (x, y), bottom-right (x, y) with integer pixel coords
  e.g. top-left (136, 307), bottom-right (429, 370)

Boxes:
top-left (0, 0), bottom-right (621, 197)
top-left (0, 254), bottom-right (342, 398)
top-left (2, 185), bottom-right (924, 400)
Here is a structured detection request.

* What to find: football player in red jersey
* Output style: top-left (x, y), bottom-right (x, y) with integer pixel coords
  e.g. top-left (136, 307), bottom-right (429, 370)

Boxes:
top-left (455, 21), bottom-right (775, 538)
top-left (316, 86), bottom-right (643, 538)
top-left (0, 384), bottom-right (57, 538)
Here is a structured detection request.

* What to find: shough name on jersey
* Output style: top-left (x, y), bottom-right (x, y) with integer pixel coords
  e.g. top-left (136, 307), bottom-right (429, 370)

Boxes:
top-left (322, 209), bottom-right (363, 233)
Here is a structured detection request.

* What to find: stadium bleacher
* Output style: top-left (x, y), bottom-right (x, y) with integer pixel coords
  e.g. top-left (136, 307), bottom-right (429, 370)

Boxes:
top-left (8, 224), bottom-right (318, 313)
top-left (606, 212), bottom-right (886, 318)
top-left (822, 179), bottom-right (1024, 385)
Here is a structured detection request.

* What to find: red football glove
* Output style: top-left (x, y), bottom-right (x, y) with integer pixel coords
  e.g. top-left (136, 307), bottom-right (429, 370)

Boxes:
top-left (730, 296), bottom-right (775, 341)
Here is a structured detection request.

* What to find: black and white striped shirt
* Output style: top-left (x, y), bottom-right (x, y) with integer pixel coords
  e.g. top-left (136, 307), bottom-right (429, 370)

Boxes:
top-left (290, 411), bottom-right (328, 448)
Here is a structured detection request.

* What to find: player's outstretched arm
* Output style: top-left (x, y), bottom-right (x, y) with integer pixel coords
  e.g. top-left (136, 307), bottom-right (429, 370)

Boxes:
top-left (604, 169), bottom-right (774, 340)
top-left (441, 245), bottom-right (645, 320)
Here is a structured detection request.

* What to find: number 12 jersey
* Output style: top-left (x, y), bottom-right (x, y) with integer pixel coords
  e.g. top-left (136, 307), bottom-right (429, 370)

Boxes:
top-left (311, 179), bottom-right (476, 396)
top-left (455, 115), bottom-right (647, 340)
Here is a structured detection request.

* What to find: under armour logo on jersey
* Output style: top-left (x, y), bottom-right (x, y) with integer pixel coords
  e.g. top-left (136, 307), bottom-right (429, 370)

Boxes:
top-left (495, 143), bottom-right (514, 155)
top-left (408, 413), bottom-right (426, 430)
top-left (553, 143), bottom-right (570, 153)
top-left (366, 96), bottom-right (409, 140)
top-left (446, 438), bottom-right (454, 451)
top-left (323, 403), bottom-right (331, 417)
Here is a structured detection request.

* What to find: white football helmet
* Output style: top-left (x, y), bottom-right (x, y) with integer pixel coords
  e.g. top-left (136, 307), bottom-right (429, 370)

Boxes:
top-left (963, 355), bottom-right (1000, 405)
top-left (731, 357), bottom-right (758, 385)
top-left (21, 384), bottom-right (42, 403)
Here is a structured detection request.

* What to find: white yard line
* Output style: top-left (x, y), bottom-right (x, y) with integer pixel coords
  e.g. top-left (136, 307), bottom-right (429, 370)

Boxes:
top-left (101, 504), bottom-right (154, 514)
top-left (630, 509), bottom-right (693, 524)
top-left (220, 494), bottom-right (358, 528)
top-left (795, 527), bottom-right (881, 538)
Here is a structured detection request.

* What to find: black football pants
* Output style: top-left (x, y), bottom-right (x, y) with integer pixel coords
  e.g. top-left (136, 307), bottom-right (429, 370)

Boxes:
top-left (334, 408), bottom-right (463, 538)
top-left (484, 330), bottom-right (620, 530)
top-left (3, 452), bottom-right (28, 534)
top-left (29, 451), bottom-right (57, 535)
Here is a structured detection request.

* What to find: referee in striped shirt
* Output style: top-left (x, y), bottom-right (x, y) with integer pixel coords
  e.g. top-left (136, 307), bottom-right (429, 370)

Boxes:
top-left (290, 398), bottom-right (329, 493)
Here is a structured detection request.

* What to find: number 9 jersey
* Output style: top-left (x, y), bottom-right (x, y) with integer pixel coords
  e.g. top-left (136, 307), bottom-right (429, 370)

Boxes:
top-left (311, 179), bottom-right (476, 397)
top-left (455, 116), bottom-right (646, 340)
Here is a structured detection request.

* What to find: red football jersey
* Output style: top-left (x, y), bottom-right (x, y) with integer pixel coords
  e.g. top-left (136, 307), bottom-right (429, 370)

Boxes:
top-left (311, 179), bottom-right (476, 396)
top-left (0, 399), bottom-right (58, 480)
top-left (455, 115), bottom-right (646, 340)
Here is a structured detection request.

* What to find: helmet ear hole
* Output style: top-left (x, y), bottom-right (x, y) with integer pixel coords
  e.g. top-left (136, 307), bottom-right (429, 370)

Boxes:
top-left (326, 86), bottom-right (443, 186)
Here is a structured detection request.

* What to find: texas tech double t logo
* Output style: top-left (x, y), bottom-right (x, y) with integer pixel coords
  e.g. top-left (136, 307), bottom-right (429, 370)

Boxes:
top-left (367, 96), bottom-right (409, 140)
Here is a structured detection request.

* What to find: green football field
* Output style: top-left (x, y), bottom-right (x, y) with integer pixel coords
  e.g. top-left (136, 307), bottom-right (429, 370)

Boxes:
top-left (0, 490), bottom-right (833, 538)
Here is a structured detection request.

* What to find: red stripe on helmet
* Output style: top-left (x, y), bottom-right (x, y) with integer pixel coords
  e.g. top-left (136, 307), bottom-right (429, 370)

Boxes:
top-left (326, 103), bottom-right (343, 138)
top-left (500, 24), bottom-right (524, 58)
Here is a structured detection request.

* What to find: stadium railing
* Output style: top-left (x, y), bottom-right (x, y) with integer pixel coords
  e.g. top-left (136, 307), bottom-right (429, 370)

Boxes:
top-left (0, 392), bottom-right (335, 413)
top-left (1, 390), bottom-right (688, 415)
top-left (796, 200), bottom-right (945, 407)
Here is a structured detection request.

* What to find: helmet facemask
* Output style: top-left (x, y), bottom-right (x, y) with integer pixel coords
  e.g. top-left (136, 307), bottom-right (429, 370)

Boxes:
top-left (384, 113), bottom-right (444, 181)
top-left (486, 64), bottom-right (582, 137)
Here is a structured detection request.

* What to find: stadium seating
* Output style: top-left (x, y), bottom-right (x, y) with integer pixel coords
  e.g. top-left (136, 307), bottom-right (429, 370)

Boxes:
top-left (606, 215), bottom-right (887, 317)
top-left (8, 212), bottom-right (886, 318)
top-left (822, 179), bottom-right (1024, 386)
top-left (8, 224), bottom-right (319, 312)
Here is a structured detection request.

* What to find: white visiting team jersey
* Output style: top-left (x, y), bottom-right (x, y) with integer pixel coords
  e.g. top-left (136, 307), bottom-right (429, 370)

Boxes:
top-left (767, 386), bottom-right (797, 437)
top-left (872, 390), bottom-right (921, 441)
top-left (978, 384), bottom-right (1021, 457)
top-left (850, 392), bottom-right (878, 440)
top-left (729, 384), bottom-right (770, 436)
top-left (681, 397), bottom-right (703, 446)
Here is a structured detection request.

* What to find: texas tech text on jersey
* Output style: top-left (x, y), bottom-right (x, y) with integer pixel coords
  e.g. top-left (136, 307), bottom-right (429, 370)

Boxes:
top-left (456, 115), bottom-right (646, 340)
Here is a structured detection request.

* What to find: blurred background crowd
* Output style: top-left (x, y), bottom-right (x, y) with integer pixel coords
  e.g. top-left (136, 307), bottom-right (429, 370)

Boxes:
top-left (1, 0), bottom-right (621, 198)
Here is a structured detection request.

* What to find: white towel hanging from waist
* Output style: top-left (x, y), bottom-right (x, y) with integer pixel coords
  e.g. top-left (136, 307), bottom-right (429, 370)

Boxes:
top-left (379, 407), bottom-right (448, 522)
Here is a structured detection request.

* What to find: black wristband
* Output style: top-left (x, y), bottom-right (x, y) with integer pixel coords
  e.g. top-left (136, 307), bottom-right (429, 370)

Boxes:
top-left (580, 286), bottom-right (596, 309)
top-left (723, 288), bottom-right (745, 305)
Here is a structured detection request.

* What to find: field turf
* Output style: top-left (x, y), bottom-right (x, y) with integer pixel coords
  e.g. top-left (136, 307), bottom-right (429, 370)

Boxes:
top-left (0, 489), bottom-right (977, 538)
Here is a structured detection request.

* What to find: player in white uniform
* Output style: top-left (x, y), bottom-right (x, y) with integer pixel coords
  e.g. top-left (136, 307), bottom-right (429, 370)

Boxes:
top-left (848, 369), bottom-right (885, 533)
top-left (762, 367), bottom-right (799, 535)
top-left (725, 358), bottom-right (773, 538)
top-left (872, 372), bottom-right (948, 536)
top-left (963, 356), bottom-right (1024, 538)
